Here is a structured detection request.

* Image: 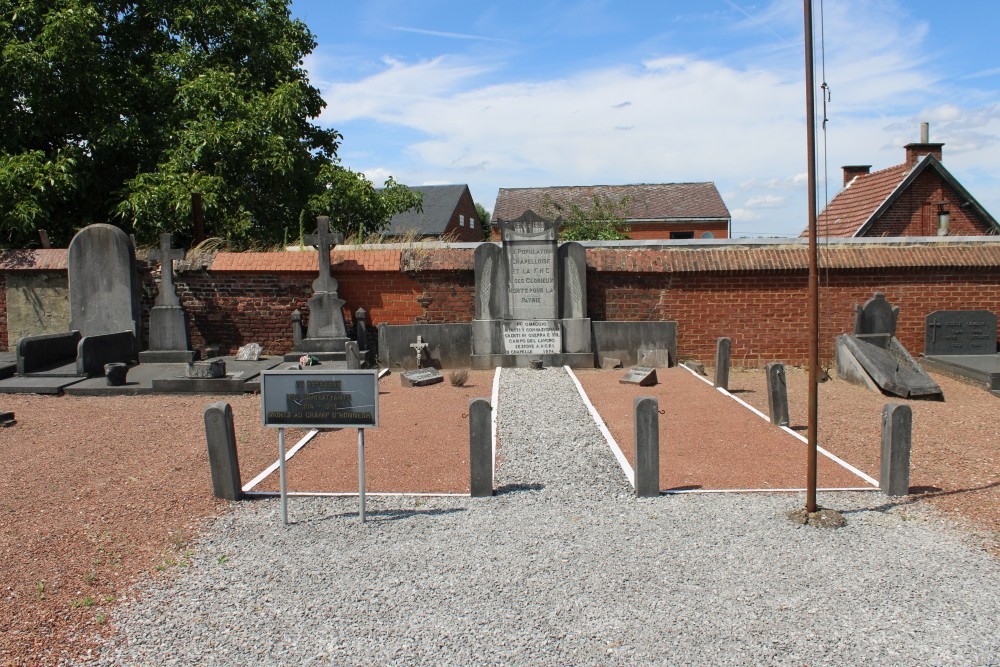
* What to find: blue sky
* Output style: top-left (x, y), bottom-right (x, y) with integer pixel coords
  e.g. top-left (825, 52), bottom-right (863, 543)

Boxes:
top-left (290, 0), bottom-right (1000, 237)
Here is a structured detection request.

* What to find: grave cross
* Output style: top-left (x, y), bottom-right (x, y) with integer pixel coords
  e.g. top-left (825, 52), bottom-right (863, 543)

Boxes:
top-left (304, 216), bottom-right (342, 294)
top-left (147, 232), bottom-right (184, 307)
top-left (410, 335), bottom-right (429, 368)
top-left (927, 318), bottom-right (943, 343)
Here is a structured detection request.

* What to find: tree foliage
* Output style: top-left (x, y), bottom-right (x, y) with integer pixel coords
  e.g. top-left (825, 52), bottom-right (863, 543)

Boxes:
top-left (0, 0), bottom-right (413, 249)
top-left (540, 194), bottom-right (631, 241)
top-left (474, 201), bottom-right (491, 240)
top-left (305, 166), bottom-right (422, 242)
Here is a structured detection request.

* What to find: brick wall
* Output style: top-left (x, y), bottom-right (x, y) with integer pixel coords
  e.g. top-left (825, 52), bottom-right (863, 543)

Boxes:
top-left (2, 240), bottom-right (999, 365)
top-left (869, 170), bottom-right (988, 237)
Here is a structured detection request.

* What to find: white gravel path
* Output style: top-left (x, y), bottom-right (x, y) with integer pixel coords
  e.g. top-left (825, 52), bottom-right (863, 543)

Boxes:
top-left (82, 368), bottom-right (1000, 666)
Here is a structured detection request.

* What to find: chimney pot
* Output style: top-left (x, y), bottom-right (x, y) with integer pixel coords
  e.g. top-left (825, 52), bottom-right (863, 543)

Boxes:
top-left (920, 122), bottom-right (930, 143)
top-left (842, 165), bottom-right (872, 187)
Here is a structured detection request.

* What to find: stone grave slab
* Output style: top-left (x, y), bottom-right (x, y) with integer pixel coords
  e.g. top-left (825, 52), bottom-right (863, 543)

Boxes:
top-left (620, 367), bottom-right (658, 386)
top-left (63, 363), bottom-right (187, 396)
top-left (235, 343), bottom-right (263, 361)
top-left (920, 354), bottom-right (1000, 394)
top-left (0, 352), bottom-right (16, 380)
top-left (401, 368), bottom-right (444, 387)
top-left (151, 357), bottom-right (282, 394)
top-left (0, 375), bottom-right (86, 395)
top-left (924, 310), bottom-right (997, 356)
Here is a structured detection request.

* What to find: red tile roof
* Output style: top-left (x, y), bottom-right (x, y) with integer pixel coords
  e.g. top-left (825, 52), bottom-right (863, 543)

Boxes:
top-left (811, 164), bottom-right (911, 238)
top-left (494, 183), bottom-right (730, 223)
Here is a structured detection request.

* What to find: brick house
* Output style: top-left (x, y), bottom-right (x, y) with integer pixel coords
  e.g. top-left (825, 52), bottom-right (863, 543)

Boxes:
top-left (809, 124), bottom-right (999, 238)
top-left (384, 184), bottom-right (483, 242)
top-left (492, 183), bottom-right (731, 240)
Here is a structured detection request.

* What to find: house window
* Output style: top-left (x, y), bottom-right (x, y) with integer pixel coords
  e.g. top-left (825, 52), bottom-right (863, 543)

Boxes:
top-left (459, 215), bottom-right (465, 227)
top-left (670, 231), bottom-right (695, 239)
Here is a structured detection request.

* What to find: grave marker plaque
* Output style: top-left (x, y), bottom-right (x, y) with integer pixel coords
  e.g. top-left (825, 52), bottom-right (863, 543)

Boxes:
top-left (400, 368), bottom-right (444, 387)
top-left (261, 369), bottom-right (379, 428)
top-left (502, 215), bottom-right (559, 320)
top-left (501, 320), bottom-right (561, 355)
top-left (925, 310), bottom-right (997, 356)
top-left (620, 367), bottom-right (658, 386)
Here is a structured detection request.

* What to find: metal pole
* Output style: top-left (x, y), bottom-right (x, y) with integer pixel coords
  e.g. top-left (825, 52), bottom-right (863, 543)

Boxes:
top-left (279, 427), bottom-right (288, 526)
top-left (803, 0), bottom-right (820, 513)
top-left (358, 428), bottom-right (366, 523)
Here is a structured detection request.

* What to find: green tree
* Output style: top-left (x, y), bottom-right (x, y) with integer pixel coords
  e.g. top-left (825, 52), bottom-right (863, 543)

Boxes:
top-left (305, 166), bottom-right (422, 242)
top-left (1, 0), bottom-right (405, 249)
top-left (474, 202), bottom-right (492, 240)
top-left (540, 194), bottom-right (631, 241)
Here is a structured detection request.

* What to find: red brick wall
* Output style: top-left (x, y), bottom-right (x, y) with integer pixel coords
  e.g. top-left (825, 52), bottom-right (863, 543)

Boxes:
top-left (3, 242), bottom-right (999, 364)
top-left (868, 170), bottom-right (989, 237)
top-left (0, 273), bottom-right (6, 351)
top-left (626, 220), bottom-right (730, 240)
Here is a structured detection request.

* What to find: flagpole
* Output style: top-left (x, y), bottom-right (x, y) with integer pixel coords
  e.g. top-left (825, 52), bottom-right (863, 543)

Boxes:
top-left (803, 0), bottom-right (820, 513)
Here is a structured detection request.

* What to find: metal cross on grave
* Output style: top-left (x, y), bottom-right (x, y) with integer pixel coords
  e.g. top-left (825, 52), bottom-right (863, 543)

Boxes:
top-left (410, 335), bottom-right (430, 368)
top-left (147, 232), bottom-right (184, 307)
top-left (304, 216), bottom-right (344, 294)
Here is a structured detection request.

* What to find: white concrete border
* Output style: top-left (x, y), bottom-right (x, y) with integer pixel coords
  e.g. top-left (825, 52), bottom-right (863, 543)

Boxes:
top-left (565, 366), bottom-right (635, 487)
top-left (491, 366), bottom-right (501, 479)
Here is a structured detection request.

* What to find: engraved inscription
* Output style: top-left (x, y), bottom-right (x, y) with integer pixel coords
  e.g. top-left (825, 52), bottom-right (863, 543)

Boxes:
top-left (502, 320), bottom-right (561, 355)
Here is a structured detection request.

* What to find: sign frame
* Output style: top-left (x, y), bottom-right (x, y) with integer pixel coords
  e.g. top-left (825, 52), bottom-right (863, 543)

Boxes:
top-left (261, 368), bottom-right (380, 429)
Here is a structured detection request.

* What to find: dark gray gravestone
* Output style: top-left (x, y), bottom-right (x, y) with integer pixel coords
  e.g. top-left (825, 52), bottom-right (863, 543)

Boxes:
top-left (620, 367), bottom-right (657, 386)
top-left (235, 343), bottom-right (263, 361)
top-left (714, 337), bottom-right (731, 390)
top-left (204, 402), bottom-right (243, 501)
top-left (344, 341), bottom-right (362, 369)
top-left (880, 403), bottom-right (911, 496)
top-left (633, 396), bottom-right (660, 497)
top-left (765, 362), bottom-right (790, 427)
top-left (469, 398), bottom-right (493, 497)
top-left (77, 331), bottom-right (138, 376)
top-left (68, 224), bottom-right (140, 338)
top-left (355, 307), bottom-right (369, 355)
top-left (400, 368), bottom-right (444, 387)
top-left (854, 292), bottom-right (899, 336)
top-left (17, 331), bottom-right (81, 374)
top-left (925, 310), bottom-right (997, 355)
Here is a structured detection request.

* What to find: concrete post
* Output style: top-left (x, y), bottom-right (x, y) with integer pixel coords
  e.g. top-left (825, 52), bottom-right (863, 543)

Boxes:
top-left (355, 307), bottom-right (369, 355)
top-left (469, 398), bottom-right (493, 497)
top-left (714, 337), bottom-right (731, 390)
top-left (345, 341), bottom-right (362, 369)
top-left (880, 403), bottom-right (912, 496)
top-left (765, 362), bottom-right (790, 427)
top-left (633, 397), bottom-right (660, 498)
top-left (291, 309), bottom-right (303, 348)
top-left (204, 402), bottom-right (242, 501)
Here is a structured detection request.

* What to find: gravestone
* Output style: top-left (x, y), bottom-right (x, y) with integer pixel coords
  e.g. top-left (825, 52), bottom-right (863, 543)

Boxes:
top-left (400, 368), bottom-right (444, 387)
top-left (471, 211), bottom-right (593, 368)
top-left (924, 310), bottom-right (997, 356)
top-left (284, 216), bottom-right (352, 362)
top-left (235, 343), bottom-right (263, 362)
top-left (620, 367), bottom-right (657, 386)
top-left (68, 224), bottom-right (141, 339)
top-left (187, 359), bottom-right (226, 379)
top-left (854, 292), bottom-right (899, 336)
top-left (139, 233), bottom-right (196, 363)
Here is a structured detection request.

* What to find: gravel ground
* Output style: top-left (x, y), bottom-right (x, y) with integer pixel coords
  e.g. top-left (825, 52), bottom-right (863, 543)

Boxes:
top-left (80, 368), bottom-right (1000, 666)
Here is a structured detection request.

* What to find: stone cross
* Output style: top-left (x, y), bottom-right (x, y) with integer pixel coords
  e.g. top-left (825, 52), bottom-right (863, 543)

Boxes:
top-left (147, 233), bottom-right (184, 307)
top-left (926, 320), bottom-right (943, 344)
top-left (304, 216), bottom-right (341, 294)
top-left (410, 335), bottom-right (429, 368)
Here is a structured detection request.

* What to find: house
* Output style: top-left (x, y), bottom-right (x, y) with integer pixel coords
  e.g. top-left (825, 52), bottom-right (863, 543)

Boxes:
top-left (383, 184), bottom-right (482, 242)
top-left (808, 123), bottom-right (999, 238)
top-left (492, 183), bottom-right (731, 240)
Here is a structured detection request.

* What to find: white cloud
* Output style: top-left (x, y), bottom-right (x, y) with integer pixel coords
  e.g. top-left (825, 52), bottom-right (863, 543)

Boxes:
top-left (745, 194), bottom-right (786, 208)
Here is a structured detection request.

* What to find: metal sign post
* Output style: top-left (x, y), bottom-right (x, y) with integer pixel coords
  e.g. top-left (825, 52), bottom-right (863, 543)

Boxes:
top-left (261, 369), bottom-right (379, 527)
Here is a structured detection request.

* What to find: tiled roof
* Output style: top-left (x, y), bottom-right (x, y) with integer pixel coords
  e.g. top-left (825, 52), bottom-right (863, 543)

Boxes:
top-left (494, 183), bottom-right (730, 223)
top-left (810, 164), bottom-right (911, 238)
top-left (385, 184), bottom-right (470, 236)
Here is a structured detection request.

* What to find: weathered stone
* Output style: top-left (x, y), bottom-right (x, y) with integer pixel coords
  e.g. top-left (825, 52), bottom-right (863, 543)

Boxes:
top-left (682, 360), bottom-right (707, 376)
top-left (204, 402), bottom-right (242, 501)
top-left (77, 331), bottom-right (137, 377)
top-left (104, 362), bottom-right (128, 386)
top-left (187, 359), bottom-right (226, 379)
top-left (714, 338), bottom-right (731, 390)
top-left (881, 403), bottom-right (912, 496)
top-left (786, 507), bottom-right (847, 528)
top-left (469, 398), bottom-right (493, 497)
top-left (501, 213), bottom-right (560, 320)
top-left (68, 224), bottom-right (140, 338)
top-left (620, 367), bottom-right (657, 386)
top-left (600, 356), bottom-right (623, 369)
top-left (633, 396), bottom-right (660, 498)
top-left (235, 343), bottom-right (263, 361)
top-left (854, 292), bottom-right (899, 336)
top-left (765, 362), bottom-right (790, 427)
top-left (924, 310), bottom-right (997, 356)
top-left (345, 341), bottom-right (363, 369)
top-left (400, 368), bottom-right (444, 387)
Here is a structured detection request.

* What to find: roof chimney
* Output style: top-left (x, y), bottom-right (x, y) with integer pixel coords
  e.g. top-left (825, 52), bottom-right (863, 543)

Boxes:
top-left (904, 121), bottom-right (943, 167)
top-left (842, 165), bottom-right (871, 187)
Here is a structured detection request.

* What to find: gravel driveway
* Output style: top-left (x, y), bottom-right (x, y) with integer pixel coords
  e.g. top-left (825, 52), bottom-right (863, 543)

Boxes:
top-left (83, 368), bottom-right (1000, 666)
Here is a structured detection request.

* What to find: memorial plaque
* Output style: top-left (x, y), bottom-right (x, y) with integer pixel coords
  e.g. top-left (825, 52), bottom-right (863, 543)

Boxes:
top-left (925, 310), bottom-right (997, 356)
top-left (502, 216), bottom-right (559, 320)
top-left (502, 320), bottom-right (561, 355)
top-left (620, 366), bottom-right (658, 386)
top-left (400, 368), bottom-right (444, 388)
top-left (261, 369), bottom-right (379, 428)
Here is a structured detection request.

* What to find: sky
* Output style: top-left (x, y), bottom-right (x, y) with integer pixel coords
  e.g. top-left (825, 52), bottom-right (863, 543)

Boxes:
top-left (289, 0), bottom-right (1000, 238)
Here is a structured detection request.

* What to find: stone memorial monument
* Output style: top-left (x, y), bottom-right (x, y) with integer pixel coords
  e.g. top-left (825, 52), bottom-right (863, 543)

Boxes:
top-left (284, 216), bottom-right (353, 362)
top-left (471, 211), bottom-right (593, 368)
top-left (921, 310), bottom-right (1000, 396)
top-left (139, 233), bottom-right (196, 363)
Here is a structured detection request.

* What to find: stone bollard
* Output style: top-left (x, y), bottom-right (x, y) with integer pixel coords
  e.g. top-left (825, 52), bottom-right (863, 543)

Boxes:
top-left (765, 362), bottom-right (790, 427)
top-left (345, 341), bottom-right (362, 369)
top-left (355, 308), bottom-right (369, 359)
top-left (633, 397), bottom-right (660, 498)
top-left (714, 337), bottom-right (731, 390)
top-left (204, 402), bottom-right (243, 501)
top-left (880, 403), bottom-right (912, 496)
top-left (469, 398), bottom-right (493, 497)
top-left (291, 309), bottom-right (304, 348)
